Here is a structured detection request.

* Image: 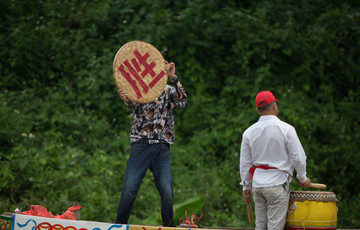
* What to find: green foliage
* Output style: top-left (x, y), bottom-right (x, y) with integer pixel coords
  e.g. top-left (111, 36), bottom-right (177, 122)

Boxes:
top-left (1, 0), bottom-right (360, 229)
top-left (174, 195), bottom-right (204, 223)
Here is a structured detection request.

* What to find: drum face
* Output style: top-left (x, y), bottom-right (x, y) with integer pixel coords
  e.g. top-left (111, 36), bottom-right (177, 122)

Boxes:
top-left (113, 41), bottom-right (168, 103)
top-left (285, 191), bottom-right (338, 230)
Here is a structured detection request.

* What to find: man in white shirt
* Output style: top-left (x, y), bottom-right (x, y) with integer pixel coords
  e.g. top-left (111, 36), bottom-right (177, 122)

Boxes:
top-left (240, 91), bottom-right (311, 229)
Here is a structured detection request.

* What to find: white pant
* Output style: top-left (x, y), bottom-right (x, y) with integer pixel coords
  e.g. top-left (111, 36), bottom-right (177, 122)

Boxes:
top-left (253, 182), bottom-right (290, 230)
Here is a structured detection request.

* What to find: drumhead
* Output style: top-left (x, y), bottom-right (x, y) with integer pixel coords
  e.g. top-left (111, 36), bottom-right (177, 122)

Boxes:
top-left (290, 191), bottom-right (338, 202)
top-left (113, 40), bottom-right (168, 103)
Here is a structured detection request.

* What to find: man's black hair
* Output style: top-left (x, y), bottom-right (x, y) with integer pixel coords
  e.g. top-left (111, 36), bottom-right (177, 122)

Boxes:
top-left (257, 100), bottom-right (276, 112)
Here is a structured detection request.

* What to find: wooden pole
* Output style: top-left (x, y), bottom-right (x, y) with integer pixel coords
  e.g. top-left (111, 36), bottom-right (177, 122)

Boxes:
top-left (244, 190), bottom-right (253, 224)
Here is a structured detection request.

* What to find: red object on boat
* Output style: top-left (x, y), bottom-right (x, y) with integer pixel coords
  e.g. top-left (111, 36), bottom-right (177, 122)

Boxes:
top-left (21, 205), bottom-right (81, 220)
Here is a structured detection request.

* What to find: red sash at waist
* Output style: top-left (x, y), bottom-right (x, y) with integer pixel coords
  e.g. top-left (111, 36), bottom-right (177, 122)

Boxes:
top-left (249, 165), bottom-right (278, 179)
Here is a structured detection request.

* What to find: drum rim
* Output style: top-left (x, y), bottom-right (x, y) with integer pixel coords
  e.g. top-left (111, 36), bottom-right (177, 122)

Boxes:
top-left (290, 190), bottom-right (338, 202)
top-left (290, 190), bottom-right (335, 194)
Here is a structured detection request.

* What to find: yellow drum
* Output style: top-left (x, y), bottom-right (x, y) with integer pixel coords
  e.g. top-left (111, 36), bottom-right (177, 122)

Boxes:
top-left (285, 191), bottom-right (338, 230)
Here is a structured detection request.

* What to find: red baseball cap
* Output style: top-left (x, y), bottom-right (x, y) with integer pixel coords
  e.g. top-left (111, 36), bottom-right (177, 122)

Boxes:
top-left (255, 91), bottom-right (279, 108)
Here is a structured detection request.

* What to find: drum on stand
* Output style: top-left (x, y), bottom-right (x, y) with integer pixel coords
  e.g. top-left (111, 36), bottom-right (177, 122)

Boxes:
top-left (285, 191), bottom-right (338, 230)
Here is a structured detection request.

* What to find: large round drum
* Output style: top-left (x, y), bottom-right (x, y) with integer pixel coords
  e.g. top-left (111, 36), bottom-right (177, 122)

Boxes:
top-left (113, 40), bottom-right (168, 103)
top-left (285, 191), bottom-right (338, 230)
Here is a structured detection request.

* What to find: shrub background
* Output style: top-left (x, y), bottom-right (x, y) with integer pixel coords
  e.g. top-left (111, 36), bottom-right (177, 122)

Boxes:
top-left (1, 0), bottom-right (359, 228)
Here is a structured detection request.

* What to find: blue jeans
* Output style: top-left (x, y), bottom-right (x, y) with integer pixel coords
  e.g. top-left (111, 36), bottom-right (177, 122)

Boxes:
top-left (116, 140), bottom-right (174, 226)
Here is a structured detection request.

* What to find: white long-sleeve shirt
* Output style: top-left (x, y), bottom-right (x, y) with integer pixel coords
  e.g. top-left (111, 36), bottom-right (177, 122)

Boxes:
top-left (240, 115), bottom-right (307, 191)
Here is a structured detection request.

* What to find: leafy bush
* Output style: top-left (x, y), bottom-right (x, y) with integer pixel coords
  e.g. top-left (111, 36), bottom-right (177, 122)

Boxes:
top-left (1, 0), bottom-right (359, 228)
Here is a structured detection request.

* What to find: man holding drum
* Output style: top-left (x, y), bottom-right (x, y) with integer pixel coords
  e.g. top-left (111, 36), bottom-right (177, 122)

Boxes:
top-left (115, 61), bottom-right (187, 227)
top-left (240, 91), bottom-right (311, 229)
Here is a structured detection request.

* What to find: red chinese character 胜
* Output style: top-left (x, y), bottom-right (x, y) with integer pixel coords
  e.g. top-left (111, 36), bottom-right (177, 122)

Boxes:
top-left (117, 49), bottom-right (165, 99)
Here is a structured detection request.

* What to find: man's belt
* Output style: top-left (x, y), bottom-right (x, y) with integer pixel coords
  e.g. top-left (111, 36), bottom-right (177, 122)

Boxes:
top-left (249, 165), bottom-right (278, 179)
top-left (148, 139), bottom-right (160, 144)
top-left (137, 138), bottom-right (169, 146)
